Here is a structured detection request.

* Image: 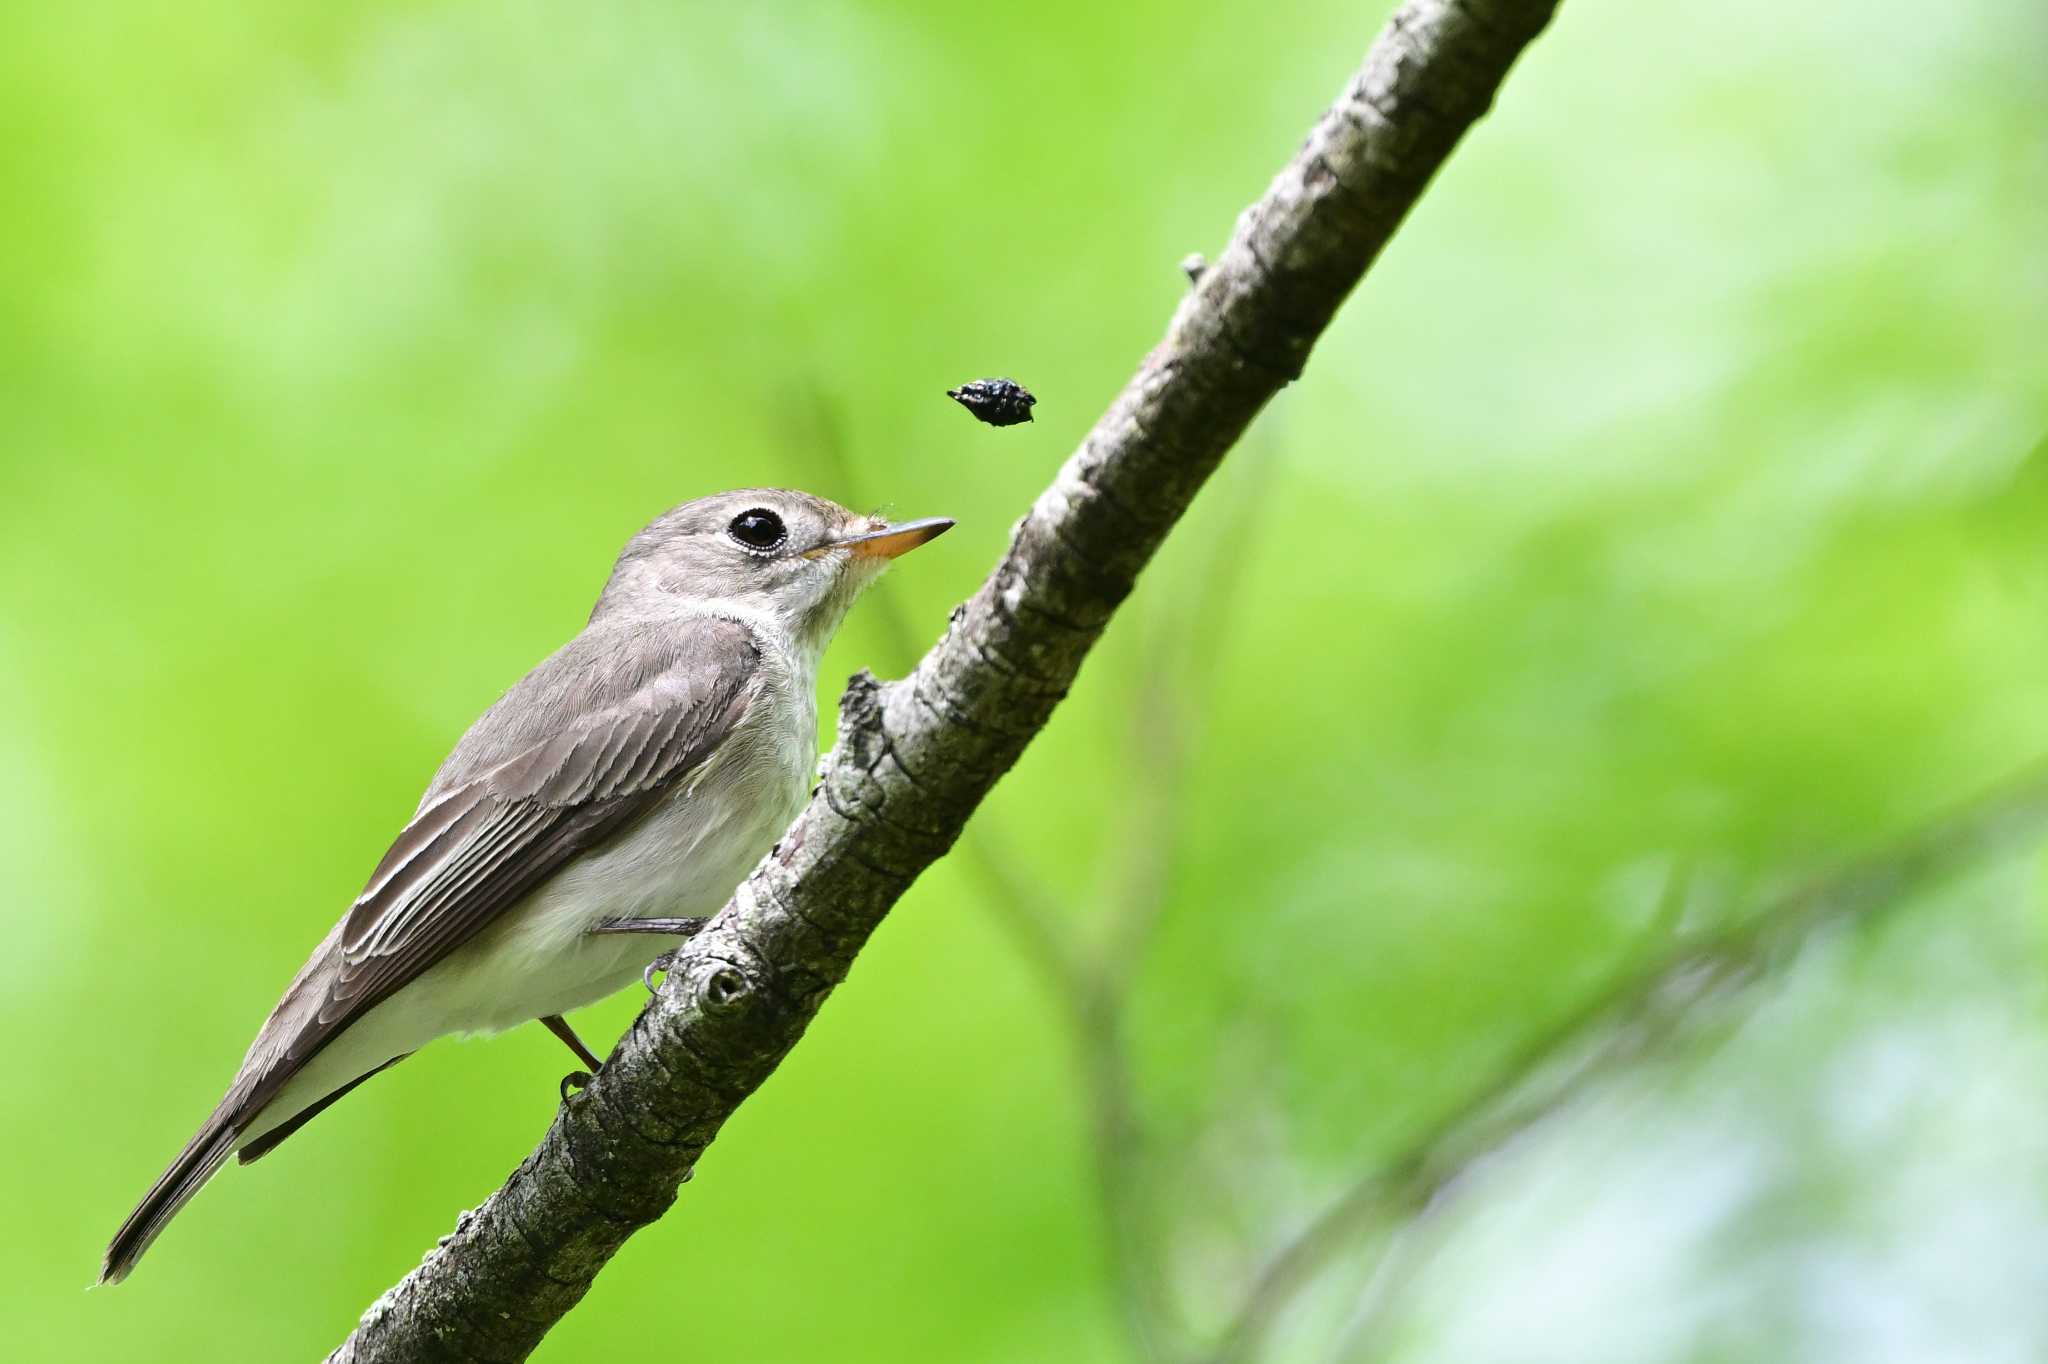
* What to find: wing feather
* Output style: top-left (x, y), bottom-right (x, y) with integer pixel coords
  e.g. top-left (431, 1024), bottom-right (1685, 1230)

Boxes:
top-left (105, 615), bottom-right (765, 1285)
top-left (247, 614), bottom-right (760, 1107)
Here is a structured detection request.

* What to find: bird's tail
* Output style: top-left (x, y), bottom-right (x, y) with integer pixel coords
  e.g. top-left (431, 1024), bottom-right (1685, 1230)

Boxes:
top-left (99, 1104), bottom-right (241, 1285)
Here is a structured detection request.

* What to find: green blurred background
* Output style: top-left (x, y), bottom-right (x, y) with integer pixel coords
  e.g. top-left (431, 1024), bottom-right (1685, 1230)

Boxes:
top-left (7, 0), bottom-right (2047, 1359)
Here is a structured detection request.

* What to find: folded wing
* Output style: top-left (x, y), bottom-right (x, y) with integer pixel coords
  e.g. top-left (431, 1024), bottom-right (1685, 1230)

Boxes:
top-left (102, 614), bottom-right (761, 1284)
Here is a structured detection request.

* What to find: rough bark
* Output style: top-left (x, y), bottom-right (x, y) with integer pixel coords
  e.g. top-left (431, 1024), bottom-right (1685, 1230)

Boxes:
top-left (328, 2), bottom-right (1562, 1357)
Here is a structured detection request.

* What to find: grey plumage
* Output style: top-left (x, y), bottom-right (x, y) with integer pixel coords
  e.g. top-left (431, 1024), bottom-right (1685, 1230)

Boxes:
top-left (102, 488), bottom-right (951, 1285)
top-left (325, 619), bottom-right (760, 1041)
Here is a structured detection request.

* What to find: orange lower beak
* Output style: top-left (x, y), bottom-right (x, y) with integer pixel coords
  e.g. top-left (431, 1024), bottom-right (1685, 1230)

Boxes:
top-left (825, 517), bottom-right (955, 561)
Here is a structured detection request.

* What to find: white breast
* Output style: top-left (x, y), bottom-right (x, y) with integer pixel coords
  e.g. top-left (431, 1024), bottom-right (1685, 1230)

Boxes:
top-left (244, 631), bottom-right (817, 1146)
top-left (444, 650), bottom-right (816, 1033)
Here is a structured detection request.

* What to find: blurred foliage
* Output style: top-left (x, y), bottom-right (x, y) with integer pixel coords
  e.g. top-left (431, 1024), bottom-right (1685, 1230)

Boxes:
top-left (4, 0), bottom-right (2046, 1360)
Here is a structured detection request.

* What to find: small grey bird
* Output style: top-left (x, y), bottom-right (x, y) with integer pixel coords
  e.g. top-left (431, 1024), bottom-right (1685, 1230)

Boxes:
top-left (102, 488), bottom-right (952, 1285)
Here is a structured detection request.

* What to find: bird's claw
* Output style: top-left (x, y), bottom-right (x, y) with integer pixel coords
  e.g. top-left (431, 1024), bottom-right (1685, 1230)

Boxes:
top-left (643, 949), bottom-right (680, 995)
top-left (559, 1069), bottom-right (593, 1103)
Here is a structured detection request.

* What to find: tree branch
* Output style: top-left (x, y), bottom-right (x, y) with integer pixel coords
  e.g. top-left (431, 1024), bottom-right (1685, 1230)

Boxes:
top-left (327, 3), bottom-right (1562, 1357)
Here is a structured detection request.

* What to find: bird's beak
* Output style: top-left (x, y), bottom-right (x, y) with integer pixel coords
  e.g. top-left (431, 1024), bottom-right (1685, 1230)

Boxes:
top-left (811, 516), bottom-right (955, 561)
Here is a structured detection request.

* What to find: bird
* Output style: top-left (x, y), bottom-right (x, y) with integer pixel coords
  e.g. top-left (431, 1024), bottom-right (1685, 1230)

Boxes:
top-left (101, 488), bottom-right (953, 1285)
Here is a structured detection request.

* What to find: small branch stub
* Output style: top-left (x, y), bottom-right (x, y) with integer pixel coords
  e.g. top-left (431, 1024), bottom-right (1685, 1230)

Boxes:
top-left (700, 964), bottom-right (750, 1011)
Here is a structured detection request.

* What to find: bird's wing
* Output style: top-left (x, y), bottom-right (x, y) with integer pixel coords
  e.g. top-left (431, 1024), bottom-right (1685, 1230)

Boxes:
top-left (102, 614), bottom-right (763, 1285)
top-left (241, 613), bottom-right (762, 1109)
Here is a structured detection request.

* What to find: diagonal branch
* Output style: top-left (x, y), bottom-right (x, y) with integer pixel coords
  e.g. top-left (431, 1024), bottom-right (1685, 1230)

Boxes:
top-left (328, 3), bottom-right (1563, 1358)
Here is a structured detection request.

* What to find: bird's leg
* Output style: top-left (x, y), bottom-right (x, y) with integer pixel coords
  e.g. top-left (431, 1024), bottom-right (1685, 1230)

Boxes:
top-left (589, 916), bottom-right (709, 937)
top-left (588, 916), bottom-right (709, 994)
top-left (542, 1014), bottom-right (602, 1100)
top-left (541, 1013), bottom-right (603, 1070)
top-left (550, 914), bottom-right (709, 1090)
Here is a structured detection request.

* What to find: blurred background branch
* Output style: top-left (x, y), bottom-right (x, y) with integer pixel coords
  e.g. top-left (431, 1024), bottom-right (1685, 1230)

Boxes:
top-left (958, 690), bottom-right (2048, 1364)
top-left (922, 446), bottom-right (2048, 1364)
top-left (948, 450), bottom-right (1273, 1362)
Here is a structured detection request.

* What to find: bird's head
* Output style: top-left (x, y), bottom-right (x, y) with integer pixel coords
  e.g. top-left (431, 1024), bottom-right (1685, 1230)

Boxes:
top-left (594, 488), bottom-right (953, 656)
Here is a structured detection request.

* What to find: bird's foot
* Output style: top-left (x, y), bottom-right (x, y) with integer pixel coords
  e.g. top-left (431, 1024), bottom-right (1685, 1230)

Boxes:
top-left (643, 949), bottom-right (680, 995)
top-left (559, 1069), bottom-right (594, 1103)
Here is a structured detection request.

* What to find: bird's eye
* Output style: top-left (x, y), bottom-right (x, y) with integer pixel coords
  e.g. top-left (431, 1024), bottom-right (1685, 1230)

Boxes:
top-left (726, 508), bottom-right (787, 554)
